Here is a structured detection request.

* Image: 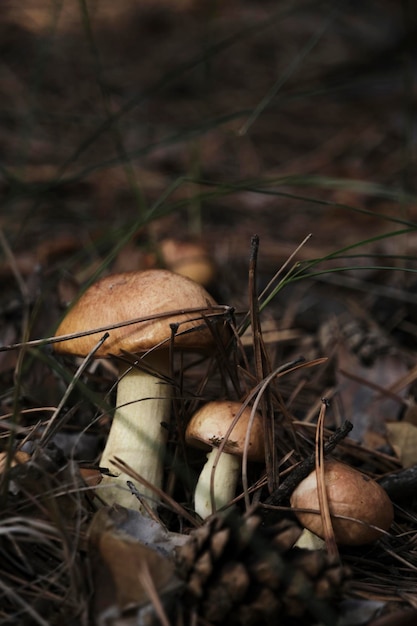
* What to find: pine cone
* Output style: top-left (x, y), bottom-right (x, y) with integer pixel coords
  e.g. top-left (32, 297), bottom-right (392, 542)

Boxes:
top-left (175, 511), bottom-right (348, 625)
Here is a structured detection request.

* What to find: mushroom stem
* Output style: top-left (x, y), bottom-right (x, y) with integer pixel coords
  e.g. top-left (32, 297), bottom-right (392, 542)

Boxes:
top-left (99, 351), bottom-right (171, 510)
top-left (194, 448), bottom-right (240, 519)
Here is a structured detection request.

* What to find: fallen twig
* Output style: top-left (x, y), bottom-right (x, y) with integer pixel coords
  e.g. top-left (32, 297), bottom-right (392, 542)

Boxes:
top-left (262, 419), bottom-right (354, 508)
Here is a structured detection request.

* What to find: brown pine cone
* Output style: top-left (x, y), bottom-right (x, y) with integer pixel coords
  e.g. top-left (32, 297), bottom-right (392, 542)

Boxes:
top-left (175, 511), bottom-right (349, 625)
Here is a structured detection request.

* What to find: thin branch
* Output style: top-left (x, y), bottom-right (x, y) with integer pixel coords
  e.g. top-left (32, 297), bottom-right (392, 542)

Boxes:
top-left (263, 420), bottom-right (353, 508)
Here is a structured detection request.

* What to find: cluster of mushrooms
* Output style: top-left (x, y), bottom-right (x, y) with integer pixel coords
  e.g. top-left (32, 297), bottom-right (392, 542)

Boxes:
top-left (54, 268), bottom-right (394, 546)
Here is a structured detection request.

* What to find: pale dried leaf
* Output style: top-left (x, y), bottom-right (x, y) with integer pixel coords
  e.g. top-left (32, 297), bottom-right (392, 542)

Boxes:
top-left (386, 422), bottom-right (417, 468)
top-left (294, 528), bottom-right (325, 551)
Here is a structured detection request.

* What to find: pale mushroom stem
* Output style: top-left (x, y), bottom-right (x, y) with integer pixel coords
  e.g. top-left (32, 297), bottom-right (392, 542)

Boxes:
top-left (99, 351), bottom-right (171, 510)
top-left (194, 448), bottom-right (240, 519)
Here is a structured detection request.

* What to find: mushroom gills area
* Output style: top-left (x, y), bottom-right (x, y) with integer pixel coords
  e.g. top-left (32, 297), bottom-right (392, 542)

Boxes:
top-left (99, 351), bottom-right (171, 509)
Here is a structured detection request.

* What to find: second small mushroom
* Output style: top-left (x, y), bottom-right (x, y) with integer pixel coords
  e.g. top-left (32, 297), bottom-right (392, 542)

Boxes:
top-left (185, 401), bottom-right (264, 519)
top-left (290, 459), bottom-right (394, 545)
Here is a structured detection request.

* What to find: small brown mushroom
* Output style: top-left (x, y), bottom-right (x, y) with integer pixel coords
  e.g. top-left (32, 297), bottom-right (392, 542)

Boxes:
top-left (54, 269), bottom-right (226, 511)
top-left (185, 401), bottom-right (264, 519)
top-left (159, 238), bottom-right (216, 286)
top-left (290, 460), bottom-right (394, 545)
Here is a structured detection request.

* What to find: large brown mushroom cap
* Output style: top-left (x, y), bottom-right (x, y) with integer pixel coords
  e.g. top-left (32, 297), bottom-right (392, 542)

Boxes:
top-left (54, 269), bottom-right (222, 357)
top-left (185, 400), bottom-right (265, 462)
top-left (290, 460), bottom-right (394, 546)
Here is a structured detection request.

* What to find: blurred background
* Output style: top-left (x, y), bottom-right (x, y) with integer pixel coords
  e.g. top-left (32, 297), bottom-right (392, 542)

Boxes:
top-left (1, 0), bottom-right (415, 291)
top-left (1, 0), bottom-right (416, 424)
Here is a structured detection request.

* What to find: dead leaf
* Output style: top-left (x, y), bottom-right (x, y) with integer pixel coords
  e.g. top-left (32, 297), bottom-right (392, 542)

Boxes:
top-left (320, 315), bottom-right (408, 443)
top-left (386, 422), bottom-right (417, 468)
top-left (89, 507), bottom-right (181, 616)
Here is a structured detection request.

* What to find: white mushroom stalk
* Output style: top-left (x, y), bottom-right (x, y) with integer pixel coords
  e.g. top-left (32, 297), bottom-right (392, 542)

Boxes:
top-left (99, 351), bottom-right (171, 508)
top-left (53, 270), bottom-right (226, 512)
top-left (193, 447), bottom-right (241, 519)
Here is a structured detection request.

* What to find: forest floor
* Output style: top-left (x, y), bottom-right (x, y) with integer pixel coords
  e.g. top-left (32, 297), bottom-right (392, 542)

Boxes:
top-left (1, 1), bottom-right (417, 625)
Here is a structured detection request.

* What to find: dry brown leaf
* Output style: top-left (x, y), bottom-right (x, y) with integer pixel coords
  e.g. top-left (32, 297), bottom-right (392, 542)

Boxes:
top-left (89, 507), bottom-right (180, 614)
top-left (386, 422), bottom-right (417, 468)
top-left (324, 327), bottom-right (408, 443)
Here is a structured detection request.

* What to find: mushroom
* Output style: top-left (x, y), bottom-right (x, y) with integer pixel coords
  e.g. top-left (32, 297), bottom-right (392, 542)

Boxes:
top-left (185, 401), bottom-right (264, 519)
top-left (159, 238), bottom-right (216, 286)
top-left (290, 459), bottom-right (394, 545)
top-left (54, 269), bottom-right (225, 510)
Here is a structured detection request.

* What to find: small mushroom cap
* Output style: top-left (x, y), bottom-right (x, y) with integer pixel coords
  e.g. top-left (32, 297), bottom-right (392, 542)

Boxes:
top-left (54, 269), bottom-right (223, 358)
top-left (160, 238), bottom-right (216, 286)
top-left (185, 401), bottom-right (265, 462)
top-left (290, 460), bottom-right (394, 546)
